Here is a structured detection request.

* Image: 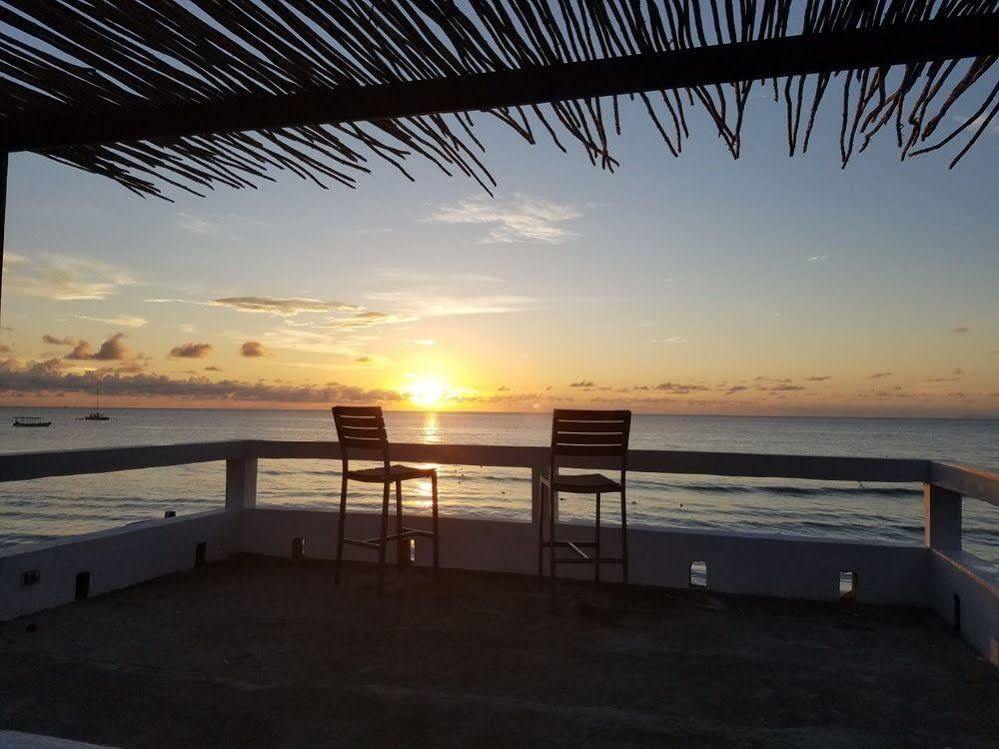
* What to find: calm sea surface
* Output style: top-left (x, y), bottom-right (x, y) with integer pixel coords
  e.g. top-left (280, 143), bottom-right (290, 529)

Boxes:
top-left (1, 408), bottom-right (996, 575)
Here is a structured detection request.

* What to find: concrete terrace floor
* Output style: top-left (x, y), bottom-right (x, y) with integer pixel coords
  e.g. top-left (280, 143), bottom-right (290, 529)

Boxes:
top-left (0, 556), bottom-right (996, 748)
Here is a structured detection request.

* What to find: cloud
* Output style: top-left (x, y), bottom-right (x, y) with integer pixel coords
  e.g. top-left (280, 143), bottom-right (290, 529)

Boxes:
top-left (805, 376), bottom-right (832, 382)
top-left (952, 113), bottom-right (999, 136)
top-left (424, 296), bottom-right (534, 317)
top-left (42, 334), bottom-right (75, 346)
top-left (768, 384), bottom-right (805, 392)
top-left (412, 339), bottom-right (436, 346)
top-left (808, 255), bottom-right (830, 263)
top-left (868, 371), bottom-right (893, 379)
top-left (240, 341), bottom-right (266, 358)
top-left (257, 327), bottom-right (365, 358)
top-left (6, 253), bottom-right (135, 300)
top-left (348, 227), bottom-right (393, 236)
top-left (953, 368), bottom-right (965, 376)
top-left (428, 195), bottom-right (582, 244)
top-left (497, 385), bottom-right (509, 392)
top-left (3, 252), bottom-right (28, 268)
top-left (652, 336), bottom-right (687, 344)
top-left (569, 380), bottom-right (595, 388)
top-left (177, 212), bottom-right (214, 235)
top-left (952, 326), bottom-right (969, 334)
top-left (355, 356), bottom-right (371, 364)
top-left (323, 311), bottom-right (418, 329)
top-left (212, 297), bottom-right (362, 316)
top-left (653, 381), bottom-right (709, 394)
top-left (724, 385), bottom-right (748, 395)
top-left (366, 290), bottom-right (534, 318)
top-left (746, 376), bottom-right (808, 393)
top-left (77, 315), bottom-right (148, 328)
top-left (0, 359), bottom-right (401, 404)
top-left (204, 366), bottom-right (222, 372)
top-left (169, 342), bottom-right (213, 359)
top-left (66, 333), bottom-right (131, 361)
top-left (177, 212), bottom-right (268, 237)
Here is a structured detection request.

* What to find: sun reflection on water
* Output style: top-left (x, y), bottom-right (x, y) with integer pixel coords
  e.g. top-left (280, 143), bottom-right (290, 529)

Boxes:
top-left (421, 412), bottom-right (440, 444)
top-left (409, 411), bottom-right (440, 506)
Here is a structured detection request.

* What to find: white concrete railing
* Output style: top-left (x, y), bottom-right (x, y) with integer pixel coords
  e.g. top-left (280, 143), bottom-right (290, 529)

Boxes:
top-left (0, 440), bottom-right (996, 664)
top-left (2, 439), bottom-right (996, 540)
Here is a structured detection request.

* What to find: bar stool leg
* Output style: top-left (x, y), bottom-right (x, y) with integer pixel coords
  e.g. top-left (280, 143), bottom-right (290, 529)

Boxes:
top-left (395, 480), bottom-right (404, 571)
top-left (537, 483), bottom-right (546, 586)
top-left (595, 491), bottom-right (602, 583)
top-left (431, 472), bottom-right (440, 580)
top-left (378, 481), bottom-right (390, 596)
top-left (335, 475), bottom-right (348, 586)
top-left (549, 489), bottom-right (558, 593)
top-left (620, 486), bottom-right (629, 585)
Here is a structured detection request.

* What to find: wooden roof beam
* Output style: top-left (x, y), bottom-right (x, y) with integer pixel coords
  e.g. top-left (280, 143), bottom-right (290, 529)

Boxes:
top-left (2, 15), bottom-right (997, 153)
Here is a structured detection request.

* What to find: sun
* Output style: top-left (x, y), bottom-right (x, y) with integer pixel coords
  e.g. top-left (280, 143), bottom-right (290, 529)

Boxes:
top-left (406, 376), bottom-right (450, 409)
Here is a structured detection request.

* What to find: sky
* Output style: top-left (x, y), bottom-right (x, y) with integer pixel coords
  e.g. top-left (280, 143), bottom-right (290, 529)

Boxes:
top-left (1, 85), bottom-right (997, 416)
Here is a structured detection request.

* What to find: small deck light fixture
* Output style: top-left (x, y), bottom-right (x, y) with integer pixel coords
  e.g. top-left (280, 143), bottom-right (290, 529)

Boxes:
top-left (840, 571), bottom-right (858, 602)
top-left (690, 561), bottom-right (708, 589)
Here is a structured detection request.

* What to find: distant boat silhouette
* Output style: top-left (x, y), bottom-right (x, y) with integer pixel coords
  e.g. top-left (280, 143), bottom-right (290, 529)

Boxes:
top-left (78, 386), bottom-right (110, 421)
top-left (13, 415), bottom-right (51, 427)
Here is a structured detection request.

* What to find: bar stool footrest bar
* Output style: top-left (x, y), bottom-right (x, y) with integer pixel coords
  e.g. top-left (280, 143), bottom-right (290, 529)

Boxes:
top-left (566, 541), bottom-right (589, 559)
top-left (552, 556), bottom-right (626, 565)
top-left (358, 528), bottom-right (436, 545)
top-left (343, 538), bottom-right (381, 549)
top-left (542, 540), bottom-right (598, 548)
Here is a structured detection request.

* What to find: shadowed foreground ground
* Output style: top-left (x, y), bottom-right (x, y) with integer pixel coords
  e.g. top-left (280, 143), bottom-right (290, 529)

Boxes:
top-left (0, 555), bottom-right (996, 748)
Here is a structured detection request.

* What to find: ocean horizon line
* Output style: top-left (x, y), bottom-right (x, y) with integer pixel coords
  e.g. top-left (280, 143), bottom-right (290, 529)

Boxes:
top-left (1, 404), bottom-right (998, 422)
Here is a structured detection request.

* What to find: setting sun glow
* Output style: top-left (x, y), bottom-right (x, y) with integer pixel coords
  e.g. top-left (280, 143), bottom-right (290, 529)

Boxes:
top-left (405, 376), bottom-right (451, 408)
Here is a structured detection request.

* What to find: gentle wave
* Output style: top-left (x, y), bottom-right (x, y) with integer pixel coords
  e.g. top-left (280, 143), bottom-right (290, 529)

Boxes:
top-left (260, 468), bottom-right (922, 498)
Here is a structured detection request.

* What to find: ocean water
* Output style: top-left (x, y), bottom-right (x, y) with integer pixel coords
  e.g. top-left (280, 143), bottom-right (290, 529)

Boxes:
top-left (0, 408), bottom-right (996, 575)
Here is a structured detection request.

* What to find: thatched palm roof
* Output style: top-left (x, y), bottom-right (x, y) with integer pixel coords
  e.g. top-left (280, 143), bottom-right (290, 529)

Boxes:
top-left (0, 1), bottom-right (996, 199)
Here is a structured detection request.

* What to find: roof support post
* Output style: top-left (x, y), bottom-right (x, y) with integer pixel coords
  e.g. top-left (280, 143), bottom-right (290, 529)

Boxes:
top-left (226, 456), bottom-right (258, 512)
top-left (0, 152), bottom-right (7, 328)
top-left (924, 483), bottom-right (961, 551)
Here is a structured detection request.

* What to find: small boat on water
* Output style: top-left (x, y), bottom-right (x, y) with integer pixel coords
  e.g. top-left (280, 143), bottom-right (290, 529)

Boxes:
top-left (77, 386), bottom-right (110, 421)
top-left (13, 416), bottom-right (51, 427)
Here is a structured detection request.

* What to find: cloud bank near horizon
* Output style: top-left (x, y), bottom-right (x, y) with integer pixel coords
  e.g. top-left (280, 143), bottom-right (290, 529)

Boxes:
top-left (0, 358), bottom-right (400, 404)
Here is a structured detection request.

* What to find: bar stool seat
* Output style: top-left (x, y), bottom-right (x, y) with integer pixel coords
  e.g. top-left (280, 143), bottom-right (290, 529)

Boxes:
top-left (346, 464), bottom-right (436, 483)
top-left (540, 472), bottom-right (621, 493)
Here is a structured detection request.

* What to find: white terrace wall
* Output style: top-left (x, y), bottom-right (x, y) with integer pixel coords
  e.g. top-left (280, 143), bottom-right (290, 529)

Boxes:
top-left (0, 505), bottom-right (994, 666)
top-left (238, 507), bottom-right (930, 605)
top-left (0, 509), bottom-right (235, 620)
top-left (930, 549), bottom-right (999, 665)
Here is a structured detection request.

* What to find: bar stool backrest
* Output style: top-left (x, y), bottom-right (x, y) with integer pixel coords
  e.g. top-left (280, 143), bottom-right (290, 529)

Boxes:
top-left (332, 405), bottom-right (390, 474)
top-left (550, 409), bottom-right (632, 480)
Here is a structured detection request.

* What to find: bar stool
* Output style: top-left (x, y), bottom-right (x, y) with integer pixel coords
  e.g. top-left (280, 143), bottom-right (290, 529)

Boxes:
top-left (332, 406), bottom-right (439, 595)
top-left (538, 409), bottom-right (631, 588)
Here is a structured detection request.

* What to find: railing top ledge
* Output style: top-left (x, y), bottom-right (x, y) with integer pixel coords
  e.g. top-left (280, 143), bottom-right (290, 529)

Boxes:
top-left (0, 439), bottom-right (938, 486)
top-left (0, 440), bottom-right (249, 483)
top-left (929, 462), bottom-right (999, 508)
